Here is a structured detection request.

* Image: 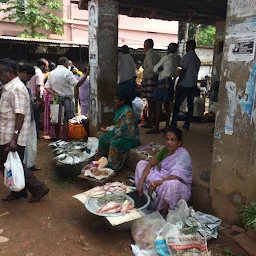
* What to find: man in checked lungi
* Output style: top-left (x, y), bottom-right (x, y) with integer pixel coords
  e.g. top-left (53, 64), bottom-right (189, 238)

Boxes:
top-left (141, 39), bottom-right (161, 128)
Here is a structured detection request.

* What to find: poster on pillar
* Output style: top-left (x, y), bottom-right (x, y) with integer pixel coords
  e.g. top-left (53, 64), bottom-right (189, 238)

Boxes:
top-left (89, 38), bottom-right (98, 67)
top-left (88, 1), bottom-right (98, 28)
top-left (88, 1), bottom-right (98, 67)
top-left (229, 0), bottom-right (256, 18)
top-left (225, 82), bottom-right (237, 135)
top-left (238, 60), bottom-right (256, 122)
top-left (90, 96), bottom-right (98, 127)
top-left (89, 66), bottom-right (97, 95)
top-left (227, 34), bottom-right (256, 62)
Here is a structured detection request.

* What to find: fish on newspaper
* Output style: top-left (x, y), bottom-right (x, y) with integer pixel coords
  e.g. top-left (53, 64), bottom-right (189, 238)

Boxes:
top-left (96, 201), bottom-right (121, 214)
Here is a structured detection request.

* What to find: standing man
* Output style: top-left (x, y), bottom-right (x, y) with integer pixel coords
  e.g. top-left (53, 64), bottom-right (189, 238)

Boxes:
top-left (0, 58), bottom-right (49, 202)
top-left (171, 40), bottom-right (201, 130)
top-left (118, 45), bottom-right (137, 106)
top-left (27, 58), bottom-right (49, 137)
top-left (45, 57), bottom-right (89, 140)
top-left (141, 39), bottom-right (161, 128)
top-left (18, 62), bottom-right (41, 171)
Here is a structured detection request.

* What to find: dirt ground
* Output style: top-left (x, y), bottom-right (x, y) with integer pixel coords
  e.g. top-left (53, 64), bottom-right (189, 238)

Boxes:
top-left (0, 122), bottom-right (247, 256)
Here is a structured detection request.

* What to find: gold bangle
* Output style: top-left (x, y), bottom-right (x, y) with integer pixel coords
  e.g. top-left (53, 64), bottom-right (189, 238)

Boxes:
top-left (151, 182), bottom-right (156, 188)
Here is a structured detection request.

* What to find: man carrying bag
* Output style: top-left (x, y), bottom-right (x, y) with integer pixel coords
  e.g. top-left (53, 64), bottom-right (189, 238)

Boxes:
top-left (0, 58), bottom-right (49, 202)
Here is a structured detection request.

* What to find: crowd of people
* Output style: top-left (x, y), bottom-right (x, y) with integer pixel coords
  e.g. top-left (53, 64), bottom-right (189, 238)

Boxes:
top-left (118, 38), bottom-right (204, 134)
top-left (0, 37), bottom-right (217, 212)
top-left (98, 38), bottom-right (204, 210)
top-left (0, 57), bottom-right (90, 202)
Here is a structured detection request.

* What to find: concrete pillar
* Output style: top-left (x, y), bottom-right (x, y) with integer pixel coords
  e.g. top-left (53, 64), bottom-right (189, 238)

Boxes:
top-left (211, 21), bottom-right (225, 86)
top-left (178, 21), bottom-right (188, 57)
top-left (88, 0), bottom-right (118, 136)
top-left (210, 0), bottom-right (256, 223)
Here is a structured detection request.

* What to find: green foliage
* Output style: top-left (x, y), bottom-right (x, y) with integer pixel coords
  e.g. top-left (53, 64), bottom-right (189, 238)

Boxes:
top-left (239, 202), bottom-right (256, 230)
top-left (198, 25), bottom-right (216, 47)
top-left (1, 0), bottom-right (64, 38)
top-left (224, 248), bottom-right (234, 256)
top-left (188, 23), bottom-right (216, 47)
top-left (188, 23), bottom-right (197, 40)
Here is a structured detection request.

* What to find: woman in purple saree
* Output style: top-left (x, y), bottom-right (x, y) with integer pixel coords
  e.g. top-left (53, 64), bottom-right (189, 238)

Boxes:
top-left (135, 127), bottom-right (192, 214)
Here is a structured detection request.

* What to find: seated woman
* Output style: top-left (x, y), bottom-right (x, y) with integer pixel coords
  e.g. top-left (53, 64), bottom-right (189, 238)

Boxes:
top-left (135, 127), bottom-right (192, 214)
top-left (98, 91), bottom-right (140, 171)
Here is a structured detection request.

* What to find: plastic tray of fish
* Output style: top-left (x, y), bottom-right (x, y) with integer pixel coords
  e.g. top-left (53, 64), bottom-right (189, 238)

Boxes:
top-left (85, 194), bottom-right (135, 217)
top-left (85, 187), bottom-right (151, 217)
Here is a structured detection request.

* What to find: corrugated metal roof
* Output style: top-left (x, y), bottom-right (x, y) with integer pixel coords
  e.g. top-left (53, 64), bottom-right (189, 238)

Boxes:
top-left (0, 36), bottom-right (88, 46)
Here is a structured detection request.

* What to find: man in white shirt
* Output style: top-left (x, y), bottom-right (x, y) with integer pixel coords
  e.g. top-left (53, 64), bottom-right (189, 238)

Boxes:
top-left (27, 58), bottom-right (48, 137)
top-left (192, 88), bottom-right (205, 122)
top-left (171, 40), bottom-right (201, 130)
top-left (118, 45), bottom-right (136, 84)
top-left (141, 39), bottom-right (161, 128)
top-left (132, 91), bottom-right (144, 124)
top-left (45, 57), bottom-right (89, 140)
top-left (118, 45), bottom-right (137, 105)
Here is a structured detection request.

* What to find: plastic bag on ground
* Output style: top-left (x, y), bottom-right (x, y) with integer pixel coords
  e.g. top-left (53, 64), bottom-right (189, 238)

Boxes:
top-left (167, 199), bottom-right (190, 227)
top-left (131, 211), bottom-right (166, 250)
top-left (131, 244), bottom-right (158, 256)
top-left (157, 223), bottom-right (180, 237)
top-left (4, 152), bottom-right (25, 192)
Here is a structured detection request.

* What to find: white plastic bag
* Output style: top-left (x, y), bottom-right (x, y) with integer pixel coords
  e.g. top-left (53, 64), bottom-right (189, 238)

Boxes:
top-left (131, 212), bottom-right (166, 250)
top-left (167, 199), bottom-right (190, 226)
top-left (4, 152), bottom-right (25, 192)
top-left (131, 244), bottom-right (158, 256)
top-left (50, 104), bottom-right (60, 124)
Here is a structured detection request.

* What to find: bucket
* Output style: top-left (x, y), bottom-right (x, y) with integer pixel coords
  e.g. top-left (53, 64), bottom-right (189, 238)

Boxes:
top-left (68, 123), bottom-right (87, 140)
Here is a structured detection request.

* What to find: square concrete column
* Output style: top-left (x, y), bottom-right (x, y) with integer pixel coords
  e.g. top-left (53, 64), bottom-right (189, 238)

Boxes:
top-left (211, 21), bottom-right (225, 86)
top-left (210, 1), bottom-right (256, 223)
top-left (88, 0), bottom-right (118, 136)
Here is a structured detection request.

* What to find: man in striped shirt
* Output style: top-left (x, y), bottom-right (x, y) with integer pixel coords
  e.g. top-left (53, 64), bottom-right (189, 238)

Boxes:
top-left (0, 58), bottom-right (49, 202)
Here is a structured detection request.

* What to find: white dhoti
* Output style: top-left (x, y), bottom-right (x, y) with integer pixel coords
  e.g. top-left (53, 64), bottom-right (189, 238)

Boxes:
top-left (24, 121), bottom-right (37, 168)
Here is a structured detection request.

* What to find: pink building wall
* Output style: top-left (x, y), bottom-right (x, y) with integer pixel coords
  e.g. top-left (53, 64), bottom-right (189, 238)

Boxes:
top-left (0, 0), bottom-right (178, 49)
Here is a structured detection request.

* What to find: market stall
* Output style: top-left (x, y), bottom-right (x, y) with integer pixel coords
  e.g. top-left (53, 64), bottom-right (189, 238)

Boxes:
top-left (49, 137), bottom-right (99, 177)
top-left (73, 182), bottom-right (151, 227)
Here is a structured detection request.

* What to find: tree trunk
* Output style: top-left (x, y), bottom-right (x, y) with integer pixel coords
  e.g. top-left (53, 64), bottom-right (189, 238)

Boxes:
top-left (31, 26), bottom-right (36, 38)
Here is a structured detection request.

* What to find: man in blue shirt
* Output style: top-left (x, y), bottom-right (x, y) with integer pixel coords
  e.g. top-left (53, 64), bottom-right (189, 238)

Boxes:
top-left (171, 40), bottom-right (201, 130)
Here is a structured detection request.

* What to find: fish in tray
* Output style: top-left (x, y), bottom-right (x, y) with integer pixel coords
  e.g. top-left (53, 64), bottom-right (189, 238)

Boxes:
top-left (97, 201), bottom-right (121, 214)
top-left (54, 153), bottom-right (67, 161)
top-left (86, 186), bottom-right (106, 198)
top-left (120, 200), bottom-right (135, 213)
top-left (96, 199), bottom-right (134, 214)
top-left (104, 182), bottom-right (127, 194)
